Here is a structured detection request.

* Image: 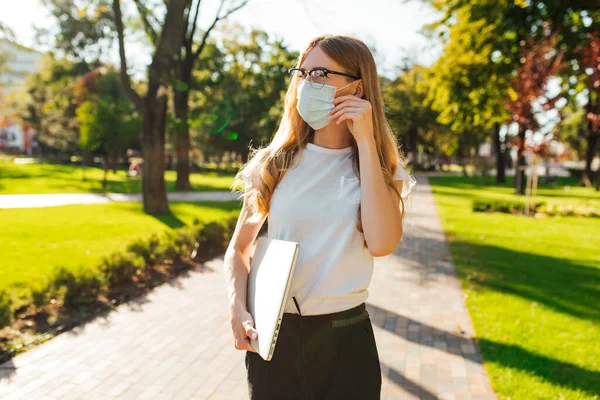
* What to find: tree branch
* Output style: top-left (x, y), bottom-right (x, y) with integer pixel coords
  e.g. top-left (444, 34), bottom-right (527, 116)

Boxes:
top-left (132, 0), bottom-right (158, 43)
top-left (148, 0), bottom-right (189, 97)
top-left (192, 0), bottom-right (248, 60)
top-left (112, 0), bottom-right (143, 112)
top-left (188, 0), bottom-right (203, 47)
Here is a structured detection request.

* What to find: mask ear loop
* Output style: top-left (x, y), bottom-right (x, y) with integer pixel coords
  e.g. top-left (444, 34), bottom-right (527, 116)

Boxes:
top-left (334, 80), bottom-right (356, 92)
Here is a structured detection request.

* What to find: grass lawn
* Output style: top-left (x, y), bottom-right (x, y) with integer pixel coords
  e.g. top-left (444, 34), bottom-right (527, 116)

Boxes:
top-left (428, 174), bottom-right (600, 399)
top-left (0, 158), bottom-right (240, 194)
top-left (0, 200), bottom-right (242, 298)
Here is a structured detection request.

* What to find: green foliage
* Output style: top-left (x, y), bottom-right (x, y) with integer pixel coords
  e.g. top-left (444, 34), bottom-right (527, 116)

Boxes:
top-left (11, 53), bottom-right (98, 154)
top-left (160, 228), bottom-right (197, 261)
top-left (0, 213), bottom-right (241, 329)
top-left (39, 0), bottom-right (113, 63)
top-left (126, 233), bottom-right (162, 266)
top-left (75, 69), bottom-right (141, 156)
top-left (100, 253), bottom-right (146, 286)
top-left (473, 197), bottom-right (545, 214)
top-left (423, 6), bottom-right (511, 134)
top-left (384, 64), bottom-right (456, 160)
top-left (539, 202), bottom-right (600, 218)
top-left (559, 105), bottom-right (588, 160)
top-left (193, 221), bottom-right (228, 252)
top-left (52, 265), bottom-right (105, 309)
top-left (188, 23), bottom-right (299, 159)
top-left (30, 278), bottom-right (57, 309)
top-left (77, 101), bottom-right (102, 151)
top-left (0, 289), bottom-right (13, 328)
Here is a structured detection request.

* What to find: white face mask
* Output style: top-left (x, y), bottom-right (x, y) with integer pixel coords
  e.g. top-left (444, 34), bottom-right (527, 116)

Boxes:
top-left (296, 79), bottom-right (356, 130)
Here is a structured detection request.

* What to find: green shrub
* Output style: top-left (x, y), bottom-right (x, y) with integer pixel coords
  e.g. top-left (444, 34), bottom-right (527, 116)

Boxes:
top-left (52, 266), bottom-right (105, 308)
top-left (0, 289), bottom-right (13, 329)
top-left (224, 214), bottom-right (239, 237)
top-left (539, 203), bottom-right (600, 218)
top-left (473, 198), bottom-right (545, 214)
top-left (567, 168), bottom-right (584, 180)
top-left (127, 233), bottom-right (161, 265)
top-left (3, 213), bottom-right (241, 330)
top-left (31, 278), bottom-right (58, 309)
top-left (197, 221), bottom-right (228, 250)
top-left (100, 252), bottom-right (145, 285)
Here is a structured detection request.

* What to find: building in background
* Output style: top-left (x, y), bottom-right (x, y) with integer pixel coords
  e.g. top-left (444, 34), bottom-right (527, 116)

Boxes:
top-left (0, 39), bottom-right (43, 153)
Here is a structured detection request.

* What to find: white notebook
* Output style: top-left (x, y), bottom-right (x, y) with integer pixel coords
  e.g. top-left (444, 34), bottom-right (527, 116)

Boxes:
top-left (247, 236), bottom-right (300, 361)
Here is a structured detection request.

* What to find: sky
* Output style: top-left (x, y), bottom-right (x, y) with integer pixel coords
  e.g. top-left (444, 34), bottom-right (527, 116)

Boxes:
top-left (0, 0), bottom-right (443, 79)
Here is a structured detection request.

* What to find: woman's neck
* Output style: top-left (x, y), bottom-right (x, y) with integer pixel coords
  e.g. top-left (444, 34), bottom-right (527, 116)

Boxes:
top-left (311, 125), bottom-right (354, 149)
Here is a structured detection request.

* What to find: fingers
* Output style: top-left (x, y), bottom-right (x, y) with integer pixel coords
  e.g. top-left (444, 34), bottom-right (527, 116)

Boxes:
top-left (329, 107), bottom-right (362, 121)
top-left (231, 316), bottom-right (260, 353)
top-left (235, 335), bottom-right (258, 352)
top-left (336, 112), bottom-right (359, 125)
top-left (329, 99), bottom-right (364, 114)
top-left (242, 320), bottom-right (259, 341)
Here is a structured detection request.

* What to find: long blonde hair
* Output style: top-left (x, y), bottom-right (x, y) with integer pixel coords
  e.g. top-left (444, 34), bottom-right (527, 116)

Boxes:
top-left (232, 34), bottom-right (409, 245)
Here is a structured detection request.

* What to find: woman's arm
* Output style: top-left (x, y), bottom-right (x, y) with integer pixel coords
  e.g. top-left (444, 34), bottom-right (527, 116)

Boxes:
top-left (330, 94), bottom-right (415, 257)
top-left (223, 194), bottom-right (267, 351)
top-left (356, 137), bottom-right (406, 257)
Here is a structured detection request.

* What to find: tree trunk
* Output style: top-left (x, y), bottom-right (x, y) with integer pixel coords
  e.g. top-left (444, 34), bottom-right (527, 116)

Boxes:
top-left (458, 134), bottom-right (468, 177)
top-left (581, 123), bottom-right (598, 187)
top-left (174, 62), bottom-right (192, 191)
top-left (409, 127), bottom-right (418, 168)
top-left (141, 96), bottom-right (170, 214)
top-left (493, 122), bottom-right (505, 184)
top-left (103, 156), bottom-right (108, 191)
top-left (112, 0), bottom-right (187, 214)
top-left (515, 126), bottom-right (527, 195)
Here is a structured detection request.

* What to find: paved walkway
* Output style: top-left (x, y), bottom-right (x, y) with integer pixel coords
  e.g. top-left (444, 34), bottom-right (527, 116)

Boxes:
top-left (0, 175), bottom-right (496, 399)
top-left (0, 192), bottom-right (241, 209)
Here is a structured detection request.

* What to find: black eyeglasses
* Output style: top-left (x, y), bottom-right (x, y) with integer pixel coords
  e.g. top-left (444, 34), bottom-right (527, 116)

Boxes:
top-left (288, 67), bottom-right (360, 89)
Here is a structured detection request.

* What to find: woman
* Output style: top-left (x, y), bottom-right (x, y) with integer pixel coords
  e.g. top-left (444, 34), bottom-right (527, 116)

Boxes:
top-left (224, 34), bottom-right (416, 400)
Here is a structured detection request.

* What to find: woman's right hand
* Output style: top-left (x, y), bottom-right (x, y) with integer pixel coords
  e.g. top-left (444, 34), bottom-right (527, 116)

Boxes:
top-left (230, 306), bottom-right (259, 352)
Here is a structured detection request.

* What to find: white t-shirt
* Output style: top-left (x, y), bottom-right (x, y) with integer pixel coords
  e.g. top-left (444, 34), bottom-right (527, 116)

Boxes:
top-left (248, 141), bottom-right (416, 316)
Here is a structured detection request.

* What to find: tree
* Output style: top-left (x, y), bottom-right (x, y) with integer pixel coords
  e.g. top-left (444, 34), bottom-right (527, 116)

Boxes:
top-left (121, 0), bottom-right (248, 189)
top-left (38, 0), bottom-right (114, 63)
top-left (505, 31), bottom-right (566, 194)
top-left (383, 63), bottom-right (454, 169)
top-left (0, 23), bottom-right (16, 99)
top-left (418, 0), bottom-right (600, 185)
top-left (75, 68), bottom-right (141, 188)
top-left (422, 6), bottom-right (508, 178)
top-left (170, 0), bottom-right (248, 190)
top-left (187, 24), bottom-right (298, 164)
top-left (575, 32), bottom-right (600, 187)
top-left (418, 0), bottom-right (600, 187)
top-left (12, 53), bottom-right (98, 156)
top-left (557, 104), bottom-right (587, 161)
top-left (111, 0), bottom-right (189, 213)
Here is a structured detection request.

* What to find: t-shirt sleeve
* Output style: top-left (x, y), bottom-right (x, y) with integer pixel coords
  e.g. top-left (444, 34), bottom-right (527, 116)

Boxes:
top-left (393, 161), bottom-right (417, 205)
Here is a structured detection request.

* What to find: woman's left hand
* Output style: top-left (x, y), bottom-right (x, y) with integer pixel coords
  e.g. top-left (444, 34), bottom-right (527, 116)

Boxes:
top-left (329, 95), bottom-right (374, 143)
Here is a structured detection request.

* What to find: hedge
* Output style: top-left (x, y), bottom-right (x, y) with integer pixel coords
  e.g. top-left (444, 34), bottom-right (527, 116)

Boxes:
top-left (473, 198), bottom-right (546, 214)
top-left (473, 197), bottom-right (599, 218)
top-left (0, 213), bottom-right (245, 333)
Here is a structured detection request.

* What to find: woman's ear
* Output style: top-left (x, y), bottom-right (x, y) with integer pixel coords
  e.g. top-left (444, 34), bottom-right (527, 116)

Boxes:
top-left (354, 80), bottom-right (364, 98)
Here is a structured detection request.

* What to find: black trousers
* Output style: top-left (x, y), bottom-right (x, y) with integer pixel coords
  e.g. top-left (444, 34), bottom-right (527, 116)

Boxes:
top-left (245, 301), bottom-right (382, 400)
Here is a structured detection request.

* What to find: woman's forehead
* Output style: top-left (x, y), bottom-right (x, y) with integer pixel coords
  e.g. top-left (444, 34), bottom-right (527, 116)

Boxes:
top-left (300, 46), bottom-right (342, 71)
